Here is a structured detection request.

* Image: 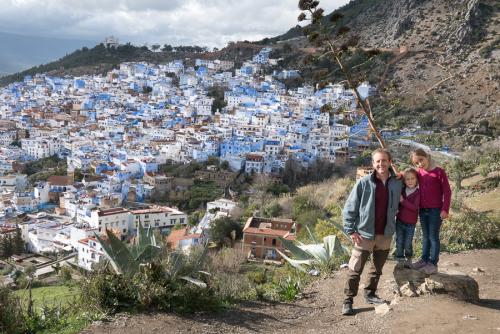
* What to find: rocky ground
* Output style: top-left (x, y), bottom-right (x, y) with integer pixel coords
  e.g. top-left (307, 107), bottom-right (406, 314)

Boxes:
top-left (82, 249), bottom-right (500, 334)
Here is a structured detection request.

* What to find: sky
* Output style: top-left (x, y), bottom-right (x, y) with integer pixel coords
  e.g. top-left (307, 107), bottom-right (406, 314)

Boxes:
top-left (0, 0), bottom-right (351, 48)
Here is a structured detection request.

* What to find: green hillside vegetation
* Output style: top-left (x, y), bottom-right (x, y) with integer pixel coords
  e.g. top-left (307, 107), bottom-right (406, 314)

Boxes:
top-left (0, 43), bottom-right (178, 85)
top-left (0, 41), bottom-right (263, 87)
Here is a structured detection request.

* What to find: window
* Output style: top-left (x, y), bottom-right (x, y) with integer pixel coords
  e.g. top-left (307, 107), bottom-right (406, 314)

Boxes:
top-left (179, 218), bottom-right (185, 224)
top-left (170, 219), bottom-right (177, 224)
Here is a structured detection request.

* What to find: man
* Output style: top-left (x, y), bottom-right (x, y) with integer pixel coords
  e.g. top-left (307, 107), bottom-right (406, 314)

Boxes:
top-left (341, 148), bottom-right (403, 316)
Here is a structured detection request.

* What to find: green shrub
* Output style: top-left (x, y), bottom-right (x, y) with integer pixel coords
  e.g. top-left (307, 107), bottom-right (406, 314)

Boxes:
top-left (263, 202), bottom-right (283, 217)
top-left (247, 270), bottom-right (267, 285)
top-left (0, 287), bottom-right (25, 334)
top-left (80, 253), bottom-right (223, 315)
top-left (440, 211), bottom-right (500, 252)
top-left (59, 266), bottom-right (73, 282)
top-left (246, 269), bottom-right (269, 300)
top-left (275, 276), bottom-right (302, 301)
top-left (80, 269), bottom-right (137, 313)
top-left (210, 271), bottom-right (254, 302)
top-left (0, 264), bottom-right (12, 275)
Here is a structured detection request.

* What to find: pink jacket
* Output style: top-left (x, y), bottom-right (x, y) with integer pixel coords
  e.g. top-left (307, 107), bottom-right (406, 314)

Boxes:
top-left (397, 188), bottom-right (420, 224)
top-left (417, 167), bottom-right (452, 213)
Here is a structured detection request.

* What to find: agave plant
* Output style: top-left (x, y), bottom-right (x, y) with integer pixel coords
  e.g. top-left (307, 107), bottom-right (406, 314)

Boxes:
top-left (95, 222), bottom-right (162, 276)
top-left (161, 242), bottom-right (211, 288)
top-left (277, 227), bottom-right (349, 273)
top-left (95, 222), bottom-right (209, 287)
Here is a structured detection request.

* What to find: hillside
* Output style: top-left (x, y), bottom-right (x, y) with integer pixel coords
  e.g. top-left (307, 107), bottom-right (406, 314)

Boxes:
top-left (267, 0), bottom-right (499, 129)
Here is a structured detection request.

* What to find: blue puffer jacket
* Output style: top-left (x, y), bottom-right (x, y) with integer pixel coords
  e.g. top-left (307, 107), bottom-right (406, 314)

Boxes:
top-left (343, 171), bottom-right (403, 240)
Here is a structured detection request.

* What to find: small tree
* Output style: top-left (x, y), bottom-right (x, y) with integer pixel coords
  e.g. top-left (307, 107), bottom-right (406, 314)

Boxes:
top-left (445, 159), bottom-right (474, 190)
top-left (24, 264), bottom-right (36, 278)
top-left (0, 235), bottom-right (13, 259)
top-left (59, 266), bottom-right (72, 282)
top-left (209, 217), bottom-right (243, 247)
top-left (13, 227), bottom-right (24, 255)
top-left (220, 160), bottom-right (230, 171)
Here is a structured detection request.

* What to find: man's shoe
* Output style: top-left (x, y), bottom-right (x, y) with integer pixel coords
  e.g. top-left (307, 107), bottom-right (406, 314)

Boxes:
top-left (420, 263), bottom-right (438, 275)
top-left (364, 292), bottom-right (386, 305)
top-left (341, 301), bottom-right (354, 316)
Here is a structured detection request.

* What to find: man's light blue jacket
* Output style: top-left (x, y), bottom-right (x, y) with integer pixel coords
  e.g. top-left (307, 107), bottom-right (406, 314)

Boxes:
top-left (343, 171), bottom-right (403, 240)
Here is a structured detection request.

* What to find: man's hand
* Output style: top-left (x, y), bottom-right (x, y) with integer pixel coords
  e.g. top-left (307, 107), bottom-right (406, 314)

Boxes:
top-left (440, 210), bottom-right (449, 220)
top-left (350, 232), bottom-right (362, 245)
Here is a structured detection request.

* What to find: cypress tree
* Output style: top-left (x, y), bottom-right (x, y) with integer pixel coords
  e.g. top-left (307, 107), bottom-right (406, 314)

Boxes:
top-left (13, 228), bottom-right (24, 255)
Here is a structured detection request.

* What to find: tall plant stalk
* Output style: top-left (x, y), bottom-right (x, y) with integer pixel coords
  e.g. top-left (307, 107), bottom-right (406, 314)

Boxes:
top-left (298, 0), bottom-right (387, 148)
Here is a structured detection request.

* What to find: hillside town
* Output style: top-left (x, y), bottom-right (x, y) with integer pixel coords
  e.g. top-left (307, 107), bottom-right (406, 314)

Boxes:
top-left (0, 46), bottom-right (389, 275)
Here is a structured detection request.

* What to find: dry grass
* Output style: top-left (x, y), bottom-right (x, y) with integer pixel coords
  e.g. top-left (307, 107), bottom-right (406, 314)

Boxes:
top-left (209, 247), bottom-right (247, 274)
top-left (464, 187), bottom-right (500, 214)
top-left (277, 194), bottom-right (294, 217)
top-left (295, 177), bottom-right (354, 210)
top-left (460, 170), bottom-right (500, 214)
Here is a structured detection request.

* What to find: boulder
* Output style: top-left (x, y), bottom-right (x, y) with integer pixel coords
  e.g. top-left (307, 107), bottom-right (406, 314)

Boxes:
top-left (375, 303), bottom-right (392, 316)
top-left (393, 267), bottom-right (479, 301)
top-left (399, 282), bottom-right (418, 297)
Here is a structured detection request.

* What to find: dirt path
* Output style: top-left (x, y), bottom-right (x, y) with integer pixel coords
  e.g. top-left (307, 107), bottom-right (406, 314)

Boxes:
top-left (81, 249), bottom-right (500, 334)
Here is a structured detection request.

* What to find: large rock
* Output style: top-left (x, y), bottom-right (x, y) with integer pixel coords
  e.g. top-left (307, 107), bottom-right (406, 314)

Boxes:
top-left (393, 267), bottom-right (479, 301)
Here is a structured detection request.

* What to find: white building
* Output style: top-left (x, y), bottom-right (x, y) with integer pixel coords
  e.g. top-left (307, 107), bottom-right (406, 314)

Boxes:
top-left (245, 154), bottom-right (264, 174)
top-left (77, 236), bottom-right (105, 271)
top-left (21, 137), bottom-right (62, 159)
top-left (90, 207), bottom-right (131, 237)
top-left (206, 198), bottom-right (237, 213)
top-left (130, 205), bottom-right (187, 234)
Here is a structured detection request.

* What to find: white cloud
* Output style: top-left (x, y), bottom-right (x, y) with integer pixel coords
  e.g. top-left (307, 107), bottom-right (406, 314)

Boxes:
top-left (0, 0), bottom-right (350, 47)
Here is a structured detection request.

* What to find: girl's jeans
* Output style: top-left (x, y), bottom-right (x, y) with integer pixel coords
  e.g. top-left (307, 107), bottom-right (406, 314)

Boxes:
top-left (419, 208), bottom-right (442, 265)
top-left (395, 219), bottom-right (416, 260)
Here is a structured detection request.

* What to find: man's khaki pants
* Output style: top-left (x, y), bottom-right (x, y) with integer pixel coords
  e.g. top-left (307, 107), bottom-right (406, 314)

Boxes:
top-left (344, 235), bottom-right (392, 302)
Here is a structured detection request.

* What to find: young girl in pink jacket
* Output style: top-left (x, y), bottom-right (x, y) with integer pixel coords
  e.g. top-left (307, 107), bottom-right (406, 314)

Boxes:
top-left (410, 149), bottom-right (452, 274)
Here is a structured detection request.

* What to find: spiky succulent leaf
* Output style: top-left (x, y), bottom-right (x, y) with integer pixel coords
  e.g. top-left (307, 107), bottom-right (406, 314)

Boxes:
top-left (191, 241), bottom-right (209, 273)
top-left (95, 229), bottom-right (138, 275)
top-left (331, 220), bottom-right (353, 244)
top-left (276, 249), bottom-right (310, 272)
top-left (94, 232), bottom-right (122, 274)
top-left (165, 251), bottom-right (185, 279)
top-left (323, 235), bottom-right (345, 259)
top-left (279, 237), bottom-right (314, 261)
top-left (180, 276), bottom-right (207, 288)
top-left (135, 244), bottom-right (162, 263)
top-left (299, 243), bottom-right (328, 263)
top-left (305, 225), bottom-right (318, 243)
